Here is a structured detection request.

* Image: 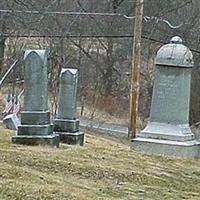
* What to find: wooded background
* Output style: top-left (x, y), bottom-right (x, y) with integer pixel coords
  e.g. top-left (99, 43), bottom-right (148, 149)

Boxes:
top-left (0, 0), bottom-right (199, 126)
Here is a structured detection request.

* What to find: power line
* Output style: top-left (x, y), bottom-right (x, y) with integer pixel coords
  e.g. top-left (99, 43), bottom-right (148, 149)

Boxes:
top-left (3, 33), bottom-right (162, 41)
top-left (0, 9), bottom-right (133, 18)
top-left (0, 9), bottom-right (182, 29)
top-left (4, 34), bottom-right (133, 38)
top-left (2, 33), bottom-right (200, 54)
top-left (144, 16), bottom-right (182, 29)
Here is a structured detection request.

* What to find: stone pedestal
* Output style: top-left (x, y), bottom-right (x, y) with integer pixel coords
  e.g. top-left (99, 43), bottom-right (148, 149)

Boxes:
top-left (12, 50), bottom-right (59, 147)
top-left (54, 119), bottom-right (79, 132)
top-left (131, 36), bottom-right (200, 158)
top-left (54, 68), bottom-right (84, 145)
top-left (133, 138), bottom-right (200, 158)
top-left (12, 135), bottom-right (59, 147)
top-left (54, 118), bottom-right (84, 146)
top-left (59, 132), bottom-right (84, 146)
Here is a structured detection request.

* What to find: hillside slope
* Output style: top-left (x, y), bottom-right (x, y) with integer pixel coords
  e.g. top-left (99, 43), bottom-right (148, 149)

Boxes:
top-left (0, 126), bottom-right (200, 200)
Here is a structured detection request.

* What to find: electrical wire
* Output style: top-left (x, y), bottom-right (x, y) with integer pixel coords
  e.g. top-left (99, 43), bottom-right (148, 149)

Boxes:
top-left (0, 9), bottom-right (182, 29)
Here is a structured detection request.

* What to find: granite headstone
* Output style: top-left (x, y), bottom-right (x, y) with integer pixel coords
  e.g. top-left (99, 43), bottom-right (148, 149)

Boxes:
top-left (12, 50), bottom-right (59, 147)
top-left (54, 68), bottom-right (84, 145)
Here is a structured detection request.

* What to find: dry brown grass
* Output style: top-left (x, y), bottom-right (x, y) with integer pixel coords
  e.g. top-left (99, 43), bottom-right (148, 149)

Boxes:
top-left (0, 126), bottom-right (200, 200)
top-left (77, 105), bottom-right (129, 126)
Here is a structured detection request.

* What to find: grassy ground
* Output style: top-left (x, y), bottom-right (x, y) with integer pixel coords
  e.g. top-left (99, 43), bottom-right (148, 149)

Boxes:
top-left (77, 105), bottom-right (129, 126)
top-left (0, 126), bottom-right (200, 200)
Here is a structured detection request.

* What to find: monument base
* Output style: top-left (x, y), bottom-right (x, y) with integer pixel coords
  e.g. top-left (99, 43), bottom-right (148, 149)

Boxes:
top-left (17, 124), bottom-right (53, 136)
top-left (56, 132), bottom-right (84, 146)
top-left (131, 137), bottom-right (200, 158)
top-left (54, 119), bottom-right (79, 133)
top-left (13, 123), bottom-right (59, 147)
top-left (140, 122), bottom-right (194, 142)
top-left (21, 111), bottom-right (50, 125)
top-left (12, 134), bottom-right (59, 147)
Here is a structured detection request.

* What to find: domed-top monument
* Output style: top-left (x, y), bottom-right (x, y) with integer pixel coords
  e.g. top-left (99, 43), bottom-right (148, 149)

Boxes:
top-left (131, 36), bottom-right (200, 158)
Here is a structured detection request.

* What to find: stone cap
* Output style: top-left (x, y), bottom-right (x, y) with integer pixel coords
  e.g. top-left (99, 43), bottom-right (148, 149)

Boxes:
top-left (155, 36), bottom-right (193, 68)
top-left (61, 68), bottom-right (78, 75)
top-left (24, 49), bottom-right (48, 65)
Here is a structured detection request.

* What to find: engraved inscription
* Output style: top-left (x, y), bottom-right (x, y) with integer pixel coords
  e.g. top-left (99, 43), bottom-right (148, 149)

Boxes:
top-left (156, 74), bottom-right (178, 102)
top-left (150, 70), bottom-right (180, 122)
top-left (150, 67), bottom-right (191, 124)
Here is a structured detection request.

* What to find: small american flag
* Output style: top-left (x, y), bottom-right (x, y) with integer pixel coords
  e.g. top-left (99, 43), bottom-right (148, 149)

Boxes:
top-left (13, 96), bottom-right (21, 115)
top-left (3, 94), bottom-right (13, 114)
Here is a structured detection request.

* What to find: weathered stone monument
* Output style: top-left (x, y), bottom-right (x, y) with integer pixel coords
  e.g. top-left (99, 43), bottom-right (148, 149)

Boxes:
top-left (12, 50), bottom-right (59, 147)
top-left (131, 36), bottom-right (200, 158)
top-left (54, 68), bottom-right (84, 145)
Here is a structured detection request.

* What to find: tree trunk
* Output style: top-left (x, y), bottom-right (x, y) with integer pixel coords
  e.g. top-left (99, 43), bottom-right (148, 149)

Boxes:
top-left (0, 34), bottom-right (6, 77)
top-left (103, 38), bottom-right (114, 95)
top-left (103, 0), bottom-right (118, 96)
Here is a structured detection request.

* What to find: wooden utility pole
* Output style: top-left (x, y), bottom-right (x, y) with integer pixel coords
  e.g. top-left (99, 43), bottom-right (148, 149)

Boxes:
top-left (128, 0), bottom-right (144, 138)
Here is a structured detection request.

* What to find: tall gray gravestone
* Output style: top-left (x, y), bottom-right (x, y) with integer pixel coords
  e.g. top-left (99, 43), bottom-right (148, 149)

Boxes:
top-left (54, 68), bottom-right (84, 145)
top-left (12, 50), bottom-right (59, 147)
top-left (131, 36), bottom-right (200, 158)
